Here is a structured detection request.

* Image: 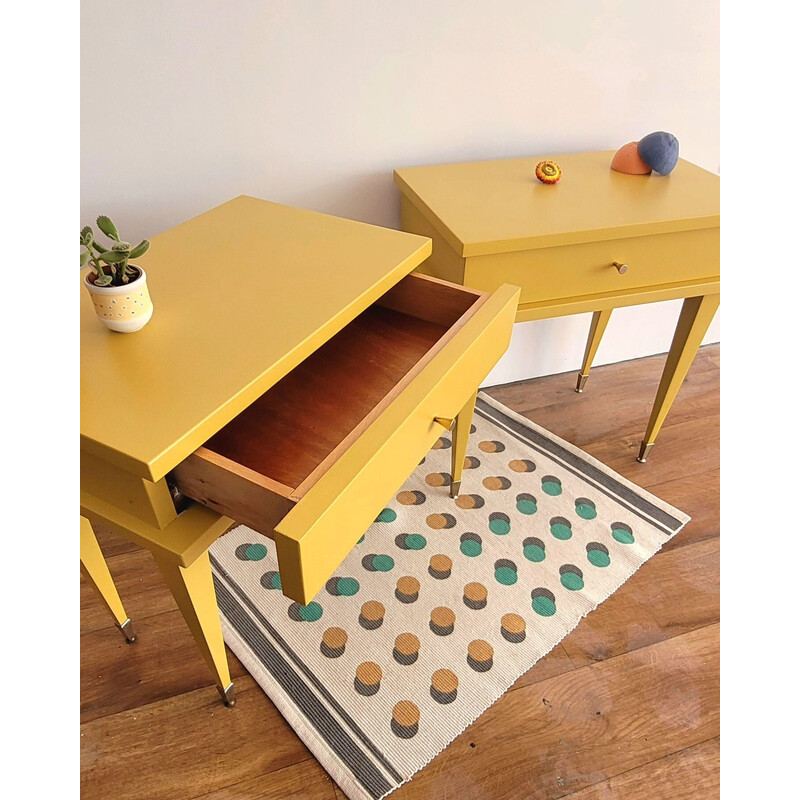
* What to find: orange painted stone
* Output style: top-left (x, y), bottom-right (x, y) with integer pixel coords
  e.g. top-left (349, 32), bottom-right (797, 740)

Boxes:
top-left (610, 142), bottom-right (652, 175)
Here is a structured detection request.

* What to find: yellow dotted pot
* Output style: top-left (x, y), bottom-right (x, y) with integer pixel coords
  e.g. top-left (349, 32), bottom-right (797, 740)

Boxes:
top-left (84, 266), bottom-right (153, 332)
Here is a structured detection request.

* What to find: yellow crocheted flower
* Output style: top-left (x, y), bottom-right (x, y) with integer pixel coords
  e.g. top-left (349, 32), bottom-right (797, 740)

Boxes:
top-left (535, 160), bottom-right (562, 184)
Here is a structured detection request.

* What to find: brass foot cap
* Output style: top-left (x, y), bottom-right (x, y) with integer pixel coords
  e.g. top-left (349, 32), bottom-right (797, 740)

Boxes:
top-left (637, 442), bottom-right (654, 463)
top-left (218, 683), bottom-right (236, 707)
top-left (449, 481), bottom-right (461, 499)
top-left (120, 619), bottom-right (136, 643)
top-left (575, 374), bottom-right (589, 393)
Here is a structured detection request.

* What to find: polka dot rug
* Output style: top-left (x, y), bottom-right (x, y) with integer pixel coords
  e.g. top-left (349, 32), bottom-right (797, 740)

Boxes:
top-left (209, 393), bottom-right (689, 800)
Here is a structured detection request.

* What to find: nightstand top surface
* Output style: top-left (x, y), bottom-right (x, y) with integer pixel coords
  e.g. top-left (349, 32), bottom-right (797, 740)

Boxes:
top-left (80, 196), bottom-right (431, 481)
top-left (394, 150), bottom-right (720, 256)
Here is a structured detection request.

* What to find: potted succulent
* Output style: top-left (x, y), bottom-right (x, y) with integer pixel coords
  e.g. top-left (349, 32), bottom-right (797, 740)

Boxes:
top-left (81, 216), bottom-right (153, 332)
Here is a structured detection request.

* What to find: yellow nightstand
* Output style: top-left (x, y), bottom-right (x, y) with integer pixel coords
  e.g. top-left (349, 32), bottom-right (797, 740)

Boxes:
top-left (394, 151), bottom-right (720, 462)
top-left (81, 196), bottom-right (519, 704)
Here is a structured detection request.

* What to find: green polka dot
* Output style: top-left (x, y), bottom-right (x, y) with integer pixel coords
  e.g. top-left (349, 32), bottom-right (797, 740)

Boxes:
top-left (372, 554), bottom-right (395, 572)
top-left (357, 535), bottom-right (365, 544)
top-left (337, 578), bottom-right (360, 596)
top-left (495, 566), bottom-right (518, 585)
top-left (576, 504), bottom-right (597, 520)
top-left (550, 523), bottom-right (572, 540)
top-left (523, 544), bottom-right (546, 562)
top-left (460, 540), bottom-right (482, 557)
top-left (542, 481), bottom-right (561, 496)
top-left (561, 572), bottom-right (584, 591)
top-left (587, 550), bottom-right (611, 568)
top-left (375, 508), bottom-right (397, 523)
top-left (516, 499), bottom-right (537, 515)
top-left (489, 514), bottom-right (511, 536)
top-left (245, 543), bottom-right (268, 561)
top-left (404, 534), bottom-right (427, 551)
top-left (532, 596), bottom-right (556, 616)
top-left (298, 602), bottom-right (323, 622)
top-left (489, 518), bottom-right (510, 535)
top-left (261, 571), bottom-right (282, 590)
top-left (612, 528), bottom-right (635, 544)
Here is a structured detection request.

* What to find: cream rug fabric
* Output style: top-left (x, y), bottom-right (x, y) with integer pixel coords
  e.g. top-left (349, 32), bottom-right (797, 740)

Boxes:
top-left (209, 393), bottom-right (689, 800)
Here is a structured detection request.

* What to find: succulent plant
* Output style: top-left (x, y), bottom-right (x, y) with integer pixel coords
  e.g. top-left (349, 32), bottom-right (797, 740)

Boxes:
top-left (80, 216), bottom-right (150, 287)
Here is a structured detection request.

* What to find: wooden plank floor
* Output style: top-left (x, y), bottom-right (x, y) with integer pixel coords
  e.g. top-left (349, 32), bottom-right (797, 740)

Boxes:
top-left (81, 344), bottom-right (720, 800)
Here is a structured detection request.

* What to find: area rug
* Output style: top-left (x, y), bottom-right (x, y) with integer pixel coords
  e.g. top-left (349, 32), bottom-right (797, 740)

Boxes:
top-left (209, 393), bottom-right (689, 800)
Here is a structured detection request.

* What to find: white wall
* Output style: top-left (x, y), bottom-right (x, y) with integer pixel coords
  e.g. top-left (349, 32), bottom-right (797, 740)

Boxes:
top-left (81, 0), bottom-right (719, 384)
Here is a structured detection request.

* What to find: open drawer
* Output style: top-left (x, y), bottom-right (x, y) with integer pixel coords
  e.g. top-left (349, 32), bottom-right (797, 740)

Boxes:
top-left (171, 273), bottom-right (520, 603)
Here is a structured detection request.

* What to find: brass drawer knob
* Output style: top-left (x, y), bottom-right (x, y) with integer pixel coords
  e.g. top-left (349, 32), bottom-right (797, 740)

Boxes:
top-left (612, 261), bottom-right (628, 274)
top-left (434, 416), bottom-right (454, 430)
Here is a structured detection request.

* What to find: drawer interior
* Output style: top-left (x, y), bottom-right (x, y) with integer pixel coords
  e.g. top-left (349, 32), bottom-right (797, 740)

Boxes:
top-left (198, 273), bottom-right (483, 497)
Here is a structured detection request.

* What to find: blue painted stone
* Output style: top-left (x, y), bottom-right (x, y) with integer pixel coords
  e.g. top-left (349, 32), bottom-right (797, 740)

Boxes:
top-left (637, 131), bottom-right (679, 175)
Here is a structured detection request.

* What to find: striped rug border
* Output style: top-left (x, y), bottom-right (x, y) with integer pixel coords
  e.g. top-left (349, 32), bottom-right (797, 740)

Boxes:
top-left (475, 393), bottom-right (690, 532)
top-left (212, 558), bottom-right (399, 797)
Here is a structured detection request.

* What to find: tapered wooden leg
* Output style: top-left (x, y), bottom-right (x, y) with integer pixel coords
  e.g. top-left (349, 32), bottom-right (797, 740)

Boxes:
top-left (80, 516), bottom-right (136, 642)
top-left (638, 293), bottom-right (720, 462)
top-left (151, 549), bottom-right (234, 705)
top-left (576, 309), bottom-right (613, 392)
top-left (450, 391), bottom-right (478, 498)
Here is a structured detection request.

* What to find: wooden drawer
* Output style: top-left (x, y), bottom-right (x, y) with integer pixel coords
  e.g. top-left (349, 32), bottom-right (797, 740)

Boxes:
top-left (464, 227), bottom-right (719, 305)
top-left (171, 273), bottom-right (520, 604)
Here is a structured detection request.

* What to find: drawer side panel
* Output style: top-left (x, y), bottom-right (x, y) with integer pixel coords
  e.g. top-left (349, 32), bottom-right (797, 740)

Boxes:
top-left (172, 448), bottom-right (294, 539)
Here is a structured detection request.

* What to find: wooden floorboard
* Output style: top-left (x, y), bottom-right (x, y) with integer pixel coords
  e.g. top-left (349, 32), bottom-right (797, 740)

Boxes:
top-left (81, 344), bottom-right (719, 799)
top-left (94, 522), bottom-right (142, 558)
top-left (559, 736), bottom-right (720, 800)
top-left (80, 677), bottom-right (317, 800)
top-left (190, 759), bottom-right (339, 800)
top-left (80, 547), bottom-right (174, 635)
top-left (653, 469), bottom-right (720, 552)
top-left (80, 610), bottom-right (249, 723)
top-left (578, 414), bottom-right (719, 487)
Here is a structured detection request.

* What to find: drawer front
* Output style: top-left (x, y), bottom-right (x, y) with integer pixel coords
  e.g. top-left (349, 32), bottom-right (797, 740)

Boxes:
top-left (274, 283), bottom-right (520, 604)
top-left (464, 227), bottom-right (719, 305)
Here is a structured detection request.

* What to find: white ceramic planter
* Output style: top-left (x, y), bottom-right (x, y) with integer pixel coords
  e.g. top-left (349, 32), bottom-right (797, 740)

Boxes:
top-left (84, 267), bottom-right (153, 332)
